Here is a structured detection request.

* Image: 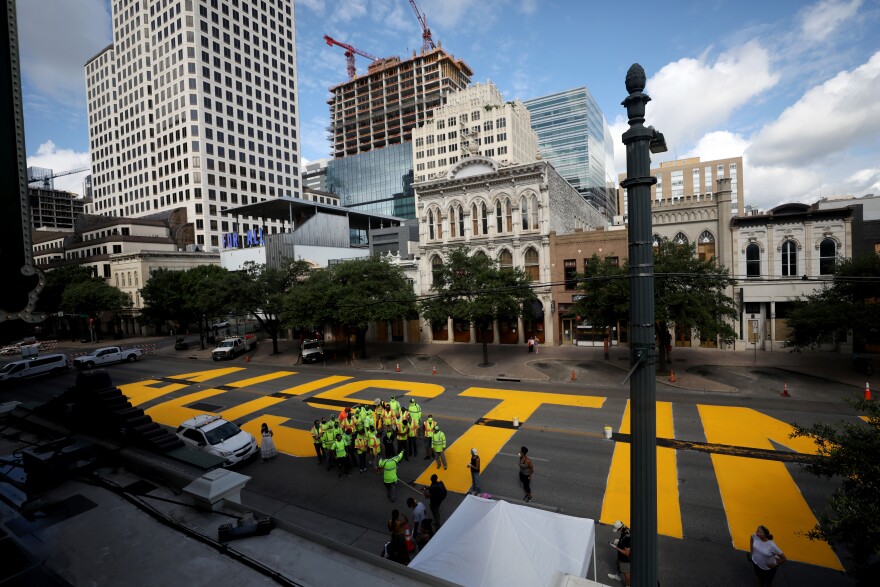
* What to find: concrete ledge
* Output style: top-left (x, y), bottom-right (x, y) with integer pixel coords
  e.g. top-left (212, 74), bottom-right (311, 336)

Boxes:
top-left (183, 469), bottom-right (250, 510)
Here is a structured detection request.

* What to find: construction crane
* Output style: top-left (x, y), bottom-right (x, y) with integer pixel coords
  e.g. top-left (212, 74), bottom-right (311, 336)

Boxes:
top-left (27, 166), bottom-right (90, 190)
top-left (408, 0), bottom-right (435, 53)
top-left (323, 35), bottom-right (379, 80)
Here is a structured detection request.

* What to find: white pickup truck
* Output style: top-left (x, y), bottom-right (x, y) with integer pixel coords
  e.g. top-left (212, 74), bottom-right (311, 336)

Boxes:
top-left (211, 337), bottom-right (254, 361)
top-left (74, 346), bottom-right (144, 369)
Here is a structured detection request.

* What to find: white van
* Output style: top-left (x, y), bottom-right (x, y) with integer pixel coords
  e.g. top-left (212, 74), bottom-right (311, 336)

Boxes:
top-left (0, 353), bottom-right (69, 383)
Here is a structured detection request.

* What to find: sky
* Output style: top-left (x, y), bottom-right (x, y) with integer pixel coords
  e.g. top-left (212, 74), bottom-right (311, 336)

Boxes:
top-left (18, 0), bottom-right (880, 211)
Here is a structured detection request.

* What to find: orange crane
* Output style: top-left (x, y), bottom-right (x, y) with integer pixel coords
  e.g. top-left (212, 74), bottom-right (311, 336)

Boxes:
top-left (408, 0), bottom-right (435, 53)
top-left (323, 35), bottom-right (379, 79)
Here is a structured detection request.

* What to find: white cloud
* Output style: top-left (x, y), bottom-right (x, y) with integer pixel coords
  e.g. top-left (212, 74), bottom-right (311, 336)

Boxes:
top-left (684, 131), bottom-right (749, 162)
top-left (296, 0), bottom-right (326, 14)
top-left (26, 141), bottom-right (90, 196)
top-left (18, 0), bottom-right (111, 105)
top-left (745, 163), bottom-right (825, 211)
top-left (799, 0), bottom-right (862, 42)
top-left (844, 167), bottom-right (880, 193)
top-left (645, 41), bottom-right (779, 150)
top-left (747, 50), bottom-right (880, 167)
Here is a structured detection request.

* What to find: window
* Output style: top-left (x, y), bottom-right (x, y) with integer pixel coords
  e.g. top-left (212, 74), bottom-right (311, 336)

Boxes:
top-left (472, 203), bottom-right (480, 236)
top-left (781, 240), bottom-right (797, 277)
top-left (524, 248), bottom-right (539, 282)
top-left (428, 209), bottom-right (435, 240)
top-left (481, 202), bottom-right (488, 235)
top-left (697, 230), bottom-right (715, 261)
top-left (564, 259), bottom-right (577, 290)
top-left (499, 250), bottom-right (513, 271)
top-left (431, 255), bottom-right (443, 286)
top-left (819, 238), bottom-right (836, 275)
top-left (673, 232), bottom-right (689, 246)
top-left (746, 243), bottom-right (760, 277)
top-left (449, 204), bottom-right (463, 238)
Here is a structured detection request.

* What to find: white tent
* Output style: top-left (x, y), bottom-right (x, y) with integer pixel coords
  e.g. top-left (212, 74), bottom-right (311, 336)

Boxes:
top-left (409, 495), bottom-right (597, 587)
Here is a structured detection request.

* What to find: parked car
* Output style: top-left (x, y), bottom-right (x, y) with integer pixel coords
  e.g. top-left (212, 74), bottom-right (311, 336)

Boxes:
top-left (212, 320), bottom-right (231, 329)
top-left (0, 353), bottom-right (69, 383)
top-left (176, 414), bottom-right (258, 466)
top-left (73, 346), bottom-right (144, 369)
top-left (301, 339), bottom-right (325, 363)
top-left (212, 337), bottom-right (254, 361)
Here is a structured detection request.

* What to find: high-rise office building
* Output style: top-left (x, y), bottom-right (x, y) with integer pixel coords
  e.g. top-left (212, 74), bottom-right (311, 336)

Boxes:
top-left (524, 87), bottom-right (616, 219)
top-left (617, 156), bottom-right (745, 218)
top-left (327, 48), bottom-right (472, 158)
top-left (411, 81), bottom-right (538, 183)
top-left (84, 0), bottom-right (302, 251)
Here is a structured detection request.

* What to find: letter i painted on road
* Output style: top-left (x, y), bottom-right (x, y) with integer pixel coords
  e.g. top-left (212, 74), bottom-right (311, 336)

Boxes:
top-left (599, 400), bottom-right (683, 538)
top-left (414, 388), bottom-right (605, 493)
top-left (698, 405), bottom-right (842, 570)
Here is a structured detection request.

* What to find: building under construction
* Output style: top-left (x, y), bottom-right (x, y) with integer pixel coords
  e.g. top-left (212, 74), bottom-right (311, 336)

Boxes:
top-left (327, 47), bottom-right (473, 159)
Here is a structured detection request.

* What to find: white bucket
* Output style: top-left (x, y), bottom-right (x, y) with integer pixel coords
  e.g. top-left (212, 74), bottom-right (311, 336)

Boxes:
top-left (604, 426), bottom-right (613, 440)
top-left (512, 416), bottom-right (520, 428)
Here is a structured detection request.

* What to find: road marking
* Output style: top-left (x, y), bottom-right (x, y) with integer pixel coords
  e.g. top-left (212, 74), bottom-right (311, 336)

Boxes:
top-left (414, 387), bottom-right (605, 493)
top-left (146, 388), bottom-right (226, 426)
top-left (224, 377), bottom-right (353, 423)
top-left (599, 401), bottom-right (683, 538)
top-left (121, 380), bottom-right (190, 406)
top-left (224, 371), bottom-right (297, 387)
top-left (698, 405), bottom-right (842, 570)
top-left (306, 379), bottom-right (444, 412)
top-left (170, 367), bottom-right (245, 381)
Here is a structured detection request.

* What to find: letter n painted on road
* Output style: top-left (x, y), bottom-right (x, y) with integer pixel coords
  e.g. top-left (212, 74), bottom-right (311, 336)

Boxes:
top-left (698, 405), bottom-right (842, 570)
top-left (599, 401), bottom-right (683, 538)
top-left (414, 388), bottom-right (604, 493)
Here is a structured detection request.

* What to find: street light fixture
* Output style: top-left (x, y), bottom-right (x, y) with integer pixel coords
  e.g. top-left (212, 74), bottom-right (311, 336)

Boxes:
top-left (620, 63), bottom-right (664, 587)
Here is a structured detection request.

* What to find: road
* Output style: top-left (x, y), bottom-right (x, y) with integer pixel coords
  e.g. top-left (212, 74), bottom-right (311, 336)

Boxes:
top-left (6, 351), bottom-right (859, 586)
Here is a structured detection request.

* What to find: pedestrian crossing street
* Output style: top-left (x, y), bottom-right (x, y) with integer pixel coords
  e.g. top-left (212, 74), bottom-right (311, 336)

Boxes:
top-left (119, 366), bottom-right (843, 571)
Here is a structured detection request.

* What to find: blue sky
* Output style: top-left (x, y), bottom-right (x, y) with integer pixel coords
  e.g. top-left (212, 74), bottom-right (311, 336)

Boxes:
top-left (19, 0), bottom-right (880, 211)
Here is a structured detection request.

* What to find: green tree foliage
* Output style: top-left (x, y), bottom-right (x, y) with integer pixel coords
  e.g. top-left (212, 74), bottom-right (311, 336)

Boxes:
top-left (568, 255), bottom-right (629, 343)
top-left (236, 260), bottom-right (311, 355)
top-left (791, 397), bottom-right (880, 580)
top-left (283, 256), bottom-right (417, 358)
top-left (784, 253), bottom-right (880, 351)
top-left (419, 246), bottom-right (537, 366)
top-left (60, 279), bottom-right (131, 316)
top-left (569, 239), bottom-right (737, 370)
top-left (139, 267), bottom-right (194, 332)
top-left (180, 265), bottom-right (234, 347)
top-left (36, 265), bottom-right (94, 314)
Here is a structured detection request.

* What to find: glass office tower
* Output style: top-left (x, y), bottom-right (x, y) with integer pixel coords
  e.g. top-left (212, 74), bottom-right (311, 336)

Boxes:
top-left (524, 87), bottom-right (616, 219)
top-left (326, 143), bottom-right (415, 219)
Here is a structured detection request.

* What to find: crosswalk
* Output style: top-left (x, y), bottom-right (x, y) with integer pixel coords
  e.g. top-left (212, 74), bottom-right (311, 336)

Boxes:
top-left (119, 366), bottom-right (845, 571)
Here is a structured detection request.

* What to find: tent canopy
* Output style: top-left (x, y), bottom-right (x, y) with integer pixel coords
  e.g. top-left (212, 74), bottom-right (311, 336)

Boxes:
top-left (409, 495), bottom-right (595, 587)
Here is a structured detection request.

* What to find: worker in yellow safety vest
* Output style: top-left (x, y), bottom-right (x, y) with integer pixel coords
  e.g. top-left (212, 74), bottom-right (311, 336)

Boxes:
top-left (389, 396), bottom-right (401, 416)
top-left (310, 419), bottom-right (324, 465)
top-left (423, 416), bottom-right (436, 460)
top-left (396, 416), bottom-right (410, 461)
top-left (332, 433), bottom-right (350, 478)
top-left (354, 430), bottom-right (368, 472)
top-left (431, 424), bottom-right (447, 470)
top-left (367, 425), bottom-right (381, 469)
top-left (322, 419), bottom-right (337, 471)
top-left (378, 450), bottom-right (405, 502)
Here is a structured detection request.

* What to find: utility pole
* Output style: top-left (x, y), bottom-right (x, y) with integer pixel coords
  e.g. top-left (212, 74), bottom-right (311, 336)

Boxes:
top-left (620, 63), bottom-right (666, 587)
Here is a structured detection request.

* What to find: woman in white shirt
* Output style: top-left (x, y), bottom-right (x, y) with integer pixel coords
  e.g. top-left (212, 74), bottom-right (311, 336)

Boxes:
top-left (749, 525), bottom-right (786, 586)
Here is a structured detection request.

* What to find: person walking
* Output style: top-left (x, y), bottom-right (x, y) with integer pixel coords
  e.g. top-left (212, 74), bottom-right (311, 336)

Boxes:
top-left (386, 509), bottom-right (410, 564)
top-left (310, 419), bottom-right (324, 465)
top-left (519, 446), bottom-right (533, 502)
top-left (431, 424), bottom-right (448, 470)
top-left (382, 425), bottom-right (397, 458)
top-left (260, 423), bottom-right (277, 462)
top-left (332, 433), bottom-right (350, 478)
top-left (466, 447), bottom-right (482, 494)
top-left (422, 474), bottom-right (447, 528)
top-left (749, 525), bottom-right (786, 586)
top-left (423, 415), bottom-right (436, 460)
top-left (608, 520), bottom-right (631, 585)
top-left (378, 450), bottom-right (405, 502)
top-left (527, 336), bottom-right (534, 353)
top-left (408, 398), bottom-right (422, 457)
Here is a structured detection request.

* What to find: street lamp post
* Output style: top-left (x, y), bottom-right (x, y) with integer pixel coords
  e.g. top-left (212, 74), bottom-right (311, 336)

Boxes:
top-left (620, 63), bottom-right (666, 587)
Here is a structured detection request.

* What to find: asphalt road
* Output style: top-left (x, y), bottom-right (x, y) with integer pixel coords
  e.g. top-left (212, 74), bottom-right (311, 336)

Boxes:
top-left (4, 351), bottom-right (860, 586)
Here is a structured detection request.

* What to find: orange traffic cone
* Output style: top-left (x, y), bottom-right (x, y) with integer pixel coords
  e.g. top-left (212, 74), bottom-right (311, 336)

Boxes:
top-left (245, 355), bottom-right (249, 364)
top-left (669, 369), bottom-right (676, 383)
top-left (432, 365), bottom-right (437, 375)
top-left (571, 369), bottom-right (577, 381)
top-left (781, 383), bottom-right (790, 397)
top-left (395, 363), bottom-right (401, 372)
top-left (865, 382), bottom-right (872, 401)
top-left (405, 528), bottom-right (415, 553)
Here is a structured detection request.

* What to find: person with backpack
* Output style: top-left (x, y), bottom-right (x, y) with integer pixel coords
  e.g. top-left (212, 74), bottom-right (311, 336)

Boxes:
top-left (423, 473), bottom-right (448, 527)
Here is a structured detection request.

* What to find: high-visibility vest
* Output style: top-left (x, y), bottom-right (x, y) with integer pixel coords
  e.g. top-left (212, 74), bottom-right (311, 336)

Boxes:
top-left (432, 430), bottom-right (446, 452)
top-left (355, 435), bottom-right (367, 453)
top-left (424, 419), bottom-right (435, 436)
top-left (407, 419), bottom-right (417, 438)
top-left (390, 398), bottom-right (401, 414)
top-left (367, 434), bottom-right (380, 454)
top-left (397, 420), bottom-right (409, 441)
top-left (321, 428), bottom-right (335, 449)
top-left (332, 439), bottom-right (346, 458)
top-left (310, 426), bottom-right (321, 443)
top-left (379, 452), bottom-right (403, 483)
top-left (408, 402), bottom-right (422, 425)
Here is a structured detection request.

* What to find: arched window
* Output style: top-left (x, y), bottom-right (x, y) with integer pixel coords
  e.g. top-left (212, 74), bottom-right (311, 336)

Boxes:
top-left (529, 194), bottom-right (538, 230)
top-left (524, 248), bottom-right (539, 281)
top-left (499, 250), bottom-right (513, 271)
top-left (449, 205), bottom-right (463, 238)
top-left (134, 271), bottom-right (139, 286)
top-left (115, 274), bottom-right (120, 287)
top-left (448, 207), bottom-right (457, 238)
top-left (474, 250), bottom-right (488, 261)
top-left (481, 202), bottom-right (489, 235)
top-left (431, 255), bottom-right (443, 286)
top-left (457, 205), bottom-right (465, 238)
top-left (428, 209), bottom-right (435, 240)
top-left (673, 232), bottom-right (689, 246)
top-left (505, 199), bottom-right (512, 232)
top-left (782, 240), bottom-right (797, 277)
top-left (127, 272), bottom-right (132, 286)
top-left (434, 208), bottom-right (442, 240)
top-left (746, 243), bottom-right (760, 277)
top-left (472, 203), bottom-right (480, 236)
top-left (521, 196), bottom-right (529, 230)
top-left (819, 238), bottom-right (836, 275)
top-left (697, 230), bottom-right (715, 261)
top-left (652, 234), bottom-right (663, 247)
top-left (496, 200), bottom-right (504, 233)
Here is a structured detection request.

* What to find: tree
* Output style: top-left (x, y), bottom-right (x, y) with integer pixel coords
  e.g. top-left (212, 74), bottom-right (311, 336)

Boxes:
top-left (419, 246), bottom-right (537, 366)
top-left (140, 267), bottom-right (194, 333)
top-left (180, 265), bottom-right (235, 349)
top-left (283, 256), bottom-right (417, 359)
top-left (569, 255), bottom-right (629, 348)
top-left (784, 253), bottom-right (880, 352)
top-left (235, 260), bottom-right (311, 355)
top-left (61, 278), bottom-right (131, 340)
top-left (791, 397), bottom-right (880, 581)
top-left (36, 266), bottom-right (95, 338)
